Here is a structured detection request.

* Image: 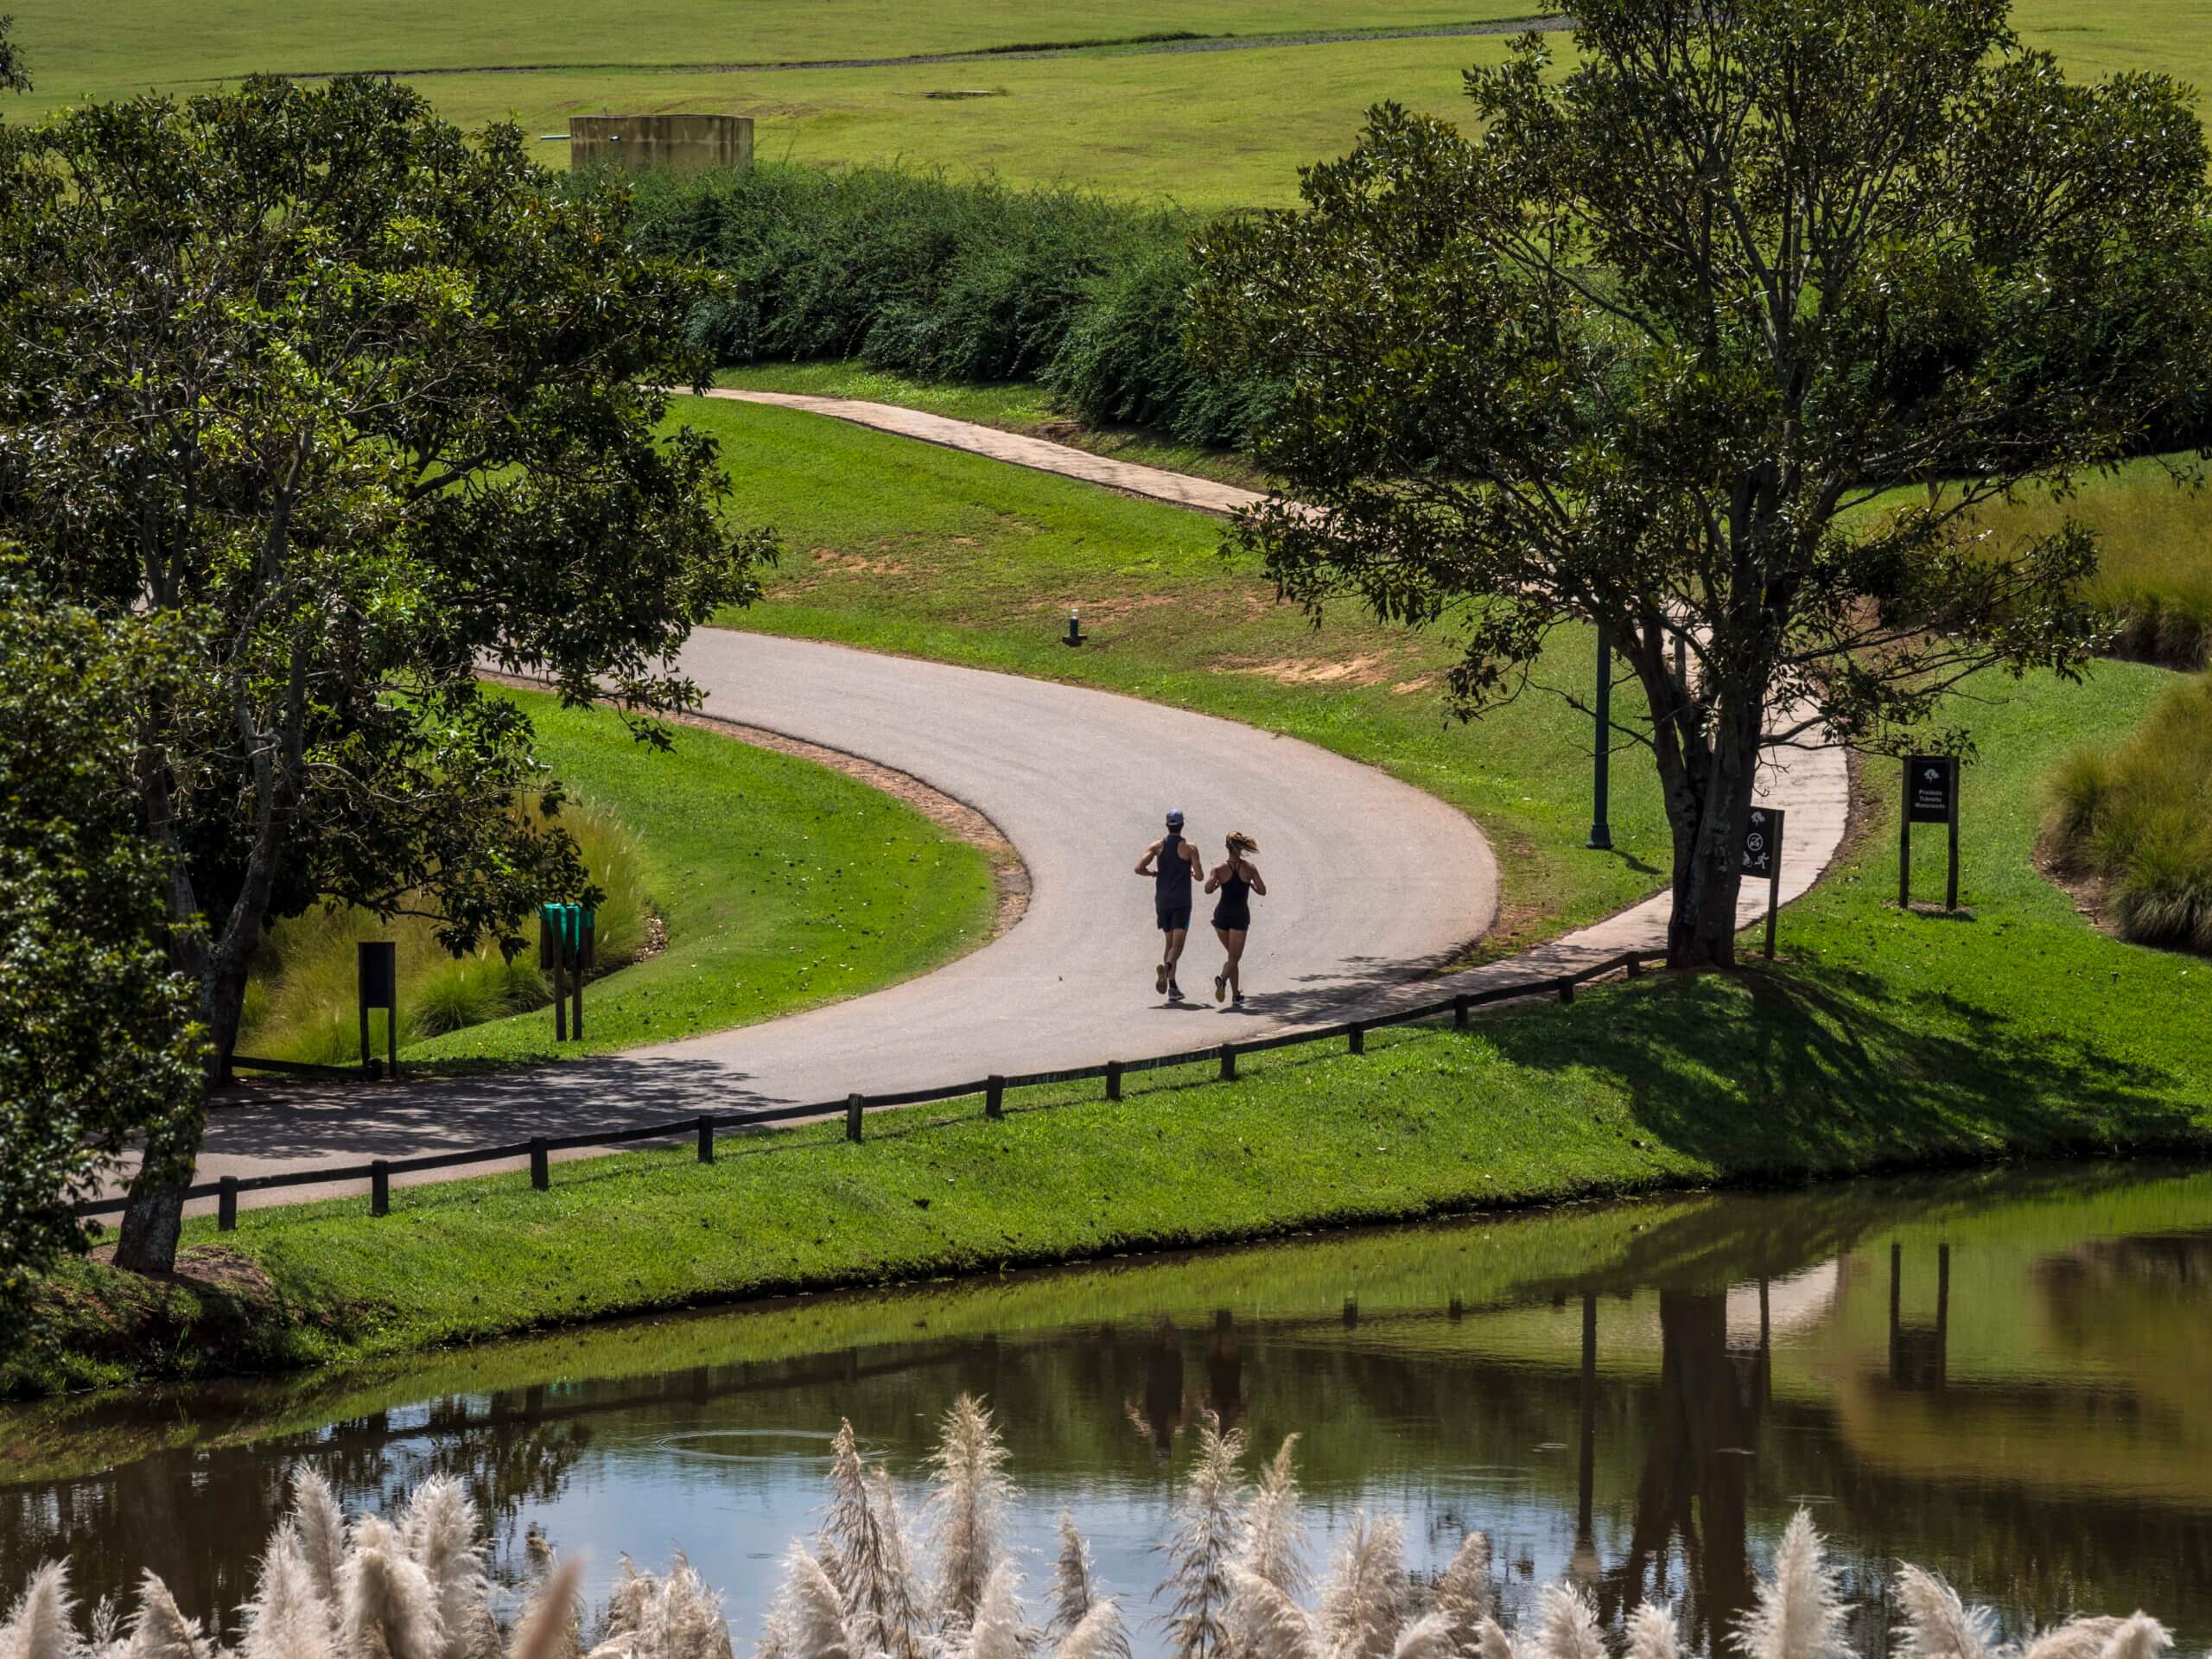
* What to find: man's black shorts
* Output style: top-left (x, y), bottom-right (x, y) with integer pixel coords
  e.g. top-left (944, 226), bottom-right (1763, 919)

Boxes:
top-left (1156, 898), bottom-right (1192, 932)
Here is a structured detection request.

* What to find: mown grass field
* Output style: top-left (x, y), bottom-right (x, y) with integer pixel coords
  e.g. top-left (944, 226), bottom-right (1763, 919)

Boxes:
top-left (686, 392), bottom-right (1673, 957)
top-left (5, 1), bottom-right (2202, 207)
top-left (246, 685), bottom-right (996, 1069)
top-left (15, 655), bottom-right (2204, 1395)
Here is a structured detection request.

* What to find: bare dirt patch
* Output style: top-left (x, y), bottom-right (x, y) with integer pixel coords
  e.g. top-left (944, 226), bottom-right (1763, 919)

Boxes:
top-left (811, 545), bottom-right (911, 576)
top-left (1224, 654), bottom-right (1395, 687)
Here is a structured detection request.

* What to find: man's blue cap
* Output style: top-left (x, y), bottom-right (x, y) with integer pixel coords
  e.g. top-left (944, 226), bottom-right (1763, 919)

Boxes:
top-left (1166, 809), bottom-right (1185, 827)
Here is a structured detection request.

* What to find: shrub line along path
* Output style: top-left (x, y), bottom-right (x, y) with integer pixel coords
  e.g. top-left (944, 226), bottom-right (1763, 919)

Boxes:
top-left (157, 396), bottom-right (1848, 1217)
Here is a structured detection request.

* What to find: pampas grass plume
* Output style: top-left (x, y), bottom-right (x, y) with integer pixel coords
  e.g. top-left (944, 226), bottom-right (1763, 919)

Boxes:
top-left (241, 1528), bottom-right (334, 1659)
top-left (1891, 1567), bottom-right (1994, 1659)
top-left (340, 1525), bottom-right (443, 1659)
top-left (1241, 1439), bottom-right (1307, 1603)
top-left (121, 1574), bottom-right (205, 1659)
top-left (290, 1468), bottom-right (347, 1619)
top-left (1162, 1414), bottom-right (1249, 1659)
top-left (1431, 1535), bottom-right (1491, 1649)
top-left (1387, 1615), bottom-right (1454, 1659)
top-left (1532, 1586), bottom-right (1602, 1659)
top-left (955, 1567), bottom-right (1025, 1659)
top-left (508, 1560), bottom-right (585, 1659)
top-left (1473, 1618), bottom-right (1513, 1659)
top-left (2096, 1616), bottom-right (2171, 1659)
top-left (1055, 1602), bottom-right (1130, 1659)
top-left (1048, 1513), bottom-right (1098, 1642)
top-left (2022, 1621), bottom-right (2126, 1659)
top-left (1732, 1511), bottom-right (1849, 1659)
top-left (1228, 1571), bottom-right (1319, 1659)
top-left (1316, 1515), bottom-right (1403, 1659)
top-left (1624, 1604), bottom-right (1682, 1659)
top-left (925, 1396), bottom-right (1014, 1631)
top-left (766, 1546), bottom-right (851, 1659)
top-left (2, 1563), bottom-right (77, 1659)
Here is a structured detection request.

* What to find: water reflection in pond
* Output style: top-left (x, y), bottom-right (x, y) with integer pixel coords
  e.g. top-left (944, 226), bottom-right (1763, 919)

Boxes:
top-left (3, 1162), bottom-right (2209, 1655)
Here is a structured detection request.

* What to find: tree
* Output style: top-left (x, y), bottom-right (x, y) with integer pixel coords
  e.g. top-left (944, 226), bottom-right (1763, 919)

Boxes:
top-left (0, 16), bottom-right (28, 94)
top-left (0, 575), bottom-right (204, 1308)
top-left (0, 77), bottom-right (773, 1272)
top-left (1190, 0), bottom-right (2212, 967)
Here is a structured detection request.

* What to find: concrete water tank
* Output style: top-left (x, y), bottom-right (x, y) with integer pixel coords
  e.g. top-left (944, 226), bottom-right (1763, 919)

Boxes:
top-left (569, 114), bottom-right (754, 175)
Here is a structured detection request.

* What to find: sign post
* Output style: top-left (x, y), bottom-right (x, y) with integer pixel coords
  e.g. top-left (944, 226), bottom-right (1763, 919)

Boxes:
top-left (358, 941), bottom-right (397, 1079)
top-left (1900, 756), bottom-right (1961, 911)
top-left (537, 902), bottom-right (598, 1042)
top-left (1586, 621), bottom-right (1613, 851)
top-left (1740, 806), bottom-right (1785, 960)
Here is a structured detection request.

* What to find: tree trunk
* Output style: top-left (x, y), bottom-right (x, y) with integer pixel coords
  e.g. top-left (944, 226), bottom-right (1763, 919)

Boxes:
top-left (1656, 687), bottom-right (1765, 971)
top-left (113, 932), bottom-right (253, 1273)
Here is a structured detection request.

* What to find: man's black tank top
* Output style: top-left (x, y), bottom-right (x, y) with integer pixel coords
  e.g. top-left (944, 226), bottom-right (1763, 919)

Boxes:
top-left (1156, 833), bottom-right (1192, 899)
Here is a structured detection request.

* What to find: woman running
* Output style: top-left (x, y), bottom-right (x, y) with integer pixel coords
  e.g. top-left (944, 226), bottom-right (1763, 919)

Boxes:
top-left (1205, 832), bottom-right (1267, 1005)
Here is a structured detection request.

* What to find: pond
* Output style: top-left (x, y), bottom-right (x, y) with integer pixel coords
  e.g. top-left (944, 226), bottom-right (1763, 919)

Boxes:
top-left (4, 1162), bottom-right (2209, 1656)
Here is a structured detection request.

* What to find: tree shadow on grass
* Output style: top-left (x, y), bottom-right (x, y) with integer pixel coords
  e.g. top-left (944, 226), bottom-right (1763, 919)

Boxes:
top-left (1475, 963), bottom-right (2202, 1179)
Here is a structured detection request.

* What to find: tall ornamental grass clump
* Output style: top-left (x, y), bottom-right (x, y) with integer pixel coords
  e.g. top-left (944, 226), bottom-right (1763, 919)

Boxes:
top-left (1, 1396), bottom-right (2187, 1659)
top-left (625, 164), bottom-right (1272, 447)
top-left (2043, 671), bottom-right (2212, 953)
top-left (236, 799), bottom-right (654, 1064)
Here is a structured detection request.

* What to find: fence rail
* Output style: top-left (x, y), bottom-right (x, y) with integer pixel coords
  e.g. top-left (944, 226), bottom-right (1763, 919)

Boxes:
top-left (75, 949), bottom-right (1666, 1229)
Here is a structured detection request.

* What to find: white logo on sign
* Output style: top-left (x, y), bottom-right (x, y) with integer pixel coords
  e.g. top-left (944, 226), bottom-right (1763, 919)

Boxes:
top-left (1747, 833), bottom-right (1765, 854)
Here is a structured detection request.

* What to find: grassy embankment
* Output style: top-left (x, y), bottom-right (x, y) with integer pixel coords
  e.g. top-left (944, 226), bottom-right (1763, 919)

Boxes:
top-left (244, 684), bottom-right (996, 1069)
top-left (13, 474), bottom-right (2207, 1396)
top-left (6, 0), bottom-right (2198, 206)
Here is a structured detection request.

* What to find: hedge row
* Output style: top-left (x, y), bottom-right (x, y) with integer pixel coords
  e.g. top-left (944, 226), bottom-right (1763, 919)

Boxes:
top-left (626, 163), bottom-right (1273, 447)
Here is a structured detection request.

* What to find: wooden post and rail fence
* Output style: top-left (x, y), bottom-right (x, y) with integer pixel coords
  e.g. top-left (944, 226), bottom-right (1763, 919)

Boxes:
top-left (81, 947), bottom-right (1669, 1232)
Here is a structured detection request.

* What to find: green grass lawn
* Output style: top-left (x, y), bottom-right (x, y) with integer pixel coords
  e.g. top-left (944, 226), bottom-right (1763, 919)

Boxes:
top-left (15, 657), bottom-right (2204, 1397)
top-left (7, 0), bottom-right (2199, 208)
top-left (686, 391), bottom-right (1671, 958)
top-left (312, 686), bottom-right (996, 1067)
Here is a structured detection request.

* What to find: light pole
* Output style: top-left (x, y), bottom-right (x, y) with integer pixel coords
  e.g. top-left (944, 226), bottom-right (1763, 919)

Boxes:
top-left (1587, 621), bottom-right (1613, 850)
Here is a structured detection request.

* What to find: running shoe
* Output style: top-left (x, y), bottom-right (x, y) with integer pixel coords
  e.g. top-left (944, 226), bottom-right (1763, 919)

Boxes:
top-left (1214, 974), bottom-right (1227, 1003)
top-left (1233, 993), bottom-right (1245, 1006)
top-left (1169, 979), bottom-right (1184, 1001)
top-left (1156, 962), bottom-right (1169, 995)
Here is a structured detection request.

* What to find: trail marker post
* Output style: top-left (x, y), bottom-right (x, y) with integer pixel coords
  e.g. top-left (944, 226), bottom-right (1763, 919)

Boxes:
top-left (1900, 756), bottom-right (1960, 912)
top-left (358, 941), bottom-right (397, 1078)
top-left (1741, 806), bottom-right (1786, 960)
top-left (538, 902), bottom-right (597, 1041)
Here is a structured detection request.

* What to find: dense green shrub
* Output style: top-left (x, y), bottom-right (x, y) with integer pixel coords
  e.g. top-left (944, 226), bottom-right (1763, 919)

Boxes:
top-left (627, 163), bottom-right (1273, 447)
top-left (2042, 671), bottom-right (2212, 952)
top-left (238, 799), bottom-right (654, 1064)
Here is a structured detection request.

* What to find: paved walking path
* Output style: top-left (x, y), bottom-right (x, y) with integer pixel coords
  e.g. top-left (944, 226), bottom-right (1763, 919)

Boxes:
top-left (167, 395), bottom-right (1850, 1217)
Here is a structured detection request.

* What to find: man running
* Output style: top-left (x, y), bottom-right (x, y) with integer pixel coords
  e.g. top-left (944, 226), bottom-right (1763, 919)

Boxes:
top-left (1135, 809), bottom-right (1205, 999)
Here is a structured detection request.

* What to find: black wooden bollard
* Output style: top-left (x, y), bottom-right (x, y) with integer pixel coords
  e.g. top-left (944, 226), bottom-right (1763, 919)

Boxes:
top-left (846, 1093), bottom-right (865, 1143)
top-left (1626, 957), bottom-right (1643, 978)
top-left (1557, 979), bottom-right (1575, 1005)
top-left (1349, 1022), bottom-right (1365, 1056)
top-left (1219, 1043), bottom-right (1238, 1082)
top-left (530, 1138), bottom-right (550, 1191)
top-left (371, 1160), bottom-right (391, 1217)
top-left (985, 1075), bottom-right (1006, 1120)
top-left (696, 1115), bottom-right (715, 1164)
top-left (218, 1175), bottom-right (239, 1233)
top-left (1105, 1060), bottom-right (1122, 1103)
top-left (1453, 995), bottom-right (1470, 1028)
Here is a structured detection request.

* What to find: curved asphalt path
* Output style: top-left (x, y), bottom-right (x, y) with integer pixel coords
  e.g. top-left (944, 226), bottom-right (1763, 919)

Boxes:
top-left (169, 397), bottom-right (1847, 1215)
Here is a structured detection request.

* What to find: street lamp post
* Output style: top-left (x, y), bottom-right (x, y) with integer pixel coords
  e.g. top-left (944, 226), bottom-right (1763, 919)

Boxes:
top-left (1587, 621), bottom-right (1613, 850)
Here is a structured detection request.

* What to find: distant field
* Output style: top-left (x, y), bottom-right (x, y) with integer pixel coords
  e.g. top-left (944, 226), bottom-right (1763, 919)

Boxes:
top-left (5, 0), bottom-right (2202, 207)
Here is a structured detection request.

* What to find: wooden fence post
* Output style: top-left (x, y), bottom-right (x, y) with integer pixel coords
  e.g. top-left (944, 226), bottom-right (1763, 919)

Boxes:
top-left (1349, 1022), bottom-right (1365, 1055)
top-left (1105, 1061), bottom-right (1122, 1102)
top-left (530, 1139), bottom-right (550, 1191)
top-left (1219, 1043), bottom-right (1238, 1082)
top-left (1557, 979), bottom-right (1575, 1005)
top-left (371, 1160), bottom-right (391, 1217)
top-left (985, 1076), bottom-right (1005, 1120)
top-left (218, 1176), bottom-right (239, 1233)
top-left (696, 1116), bottom-right (715, 1164)
top-left (1626, 956), bottom-right (1643, 978)
top-left (1454, 995), bottom-right (1470, 1027)
top-left (846, 1093), bottom-right (865, 1142)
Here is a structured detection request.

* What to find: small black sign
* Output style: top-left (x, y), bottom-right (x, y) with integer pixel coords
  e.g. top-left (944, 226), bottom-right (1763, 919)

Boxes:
top-left (1907, 756), bottom-right (1955, 823)
top-left (1741, 806), bottom-right (1785, 878)
top-left (358, 940), bottom-right (397, 1008)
